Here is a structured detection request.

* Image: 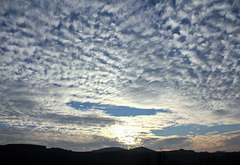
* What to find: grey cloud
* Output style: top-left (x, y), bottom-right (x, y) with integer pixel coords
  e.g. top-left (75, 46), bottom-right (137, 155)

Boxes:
top-left (223, 134), bottom-right (240, 147)
top-left (0, 80), bottom-right (120, 128)
top-left (213, 109), bottom-right (230, 116)
top-left (44, 137), bottom-right (122, 152)
top-left (162, 137), bottom-right (190, 145)
top-left (158, 137), bottom-right (192, 150)
top-left (0, 81), bottom-right (41, 118)
top-left (143, 136), bottom-right (192, 150)
top-left (43, 113), bottom-right (120, 126)
top-left (0, 128), bottom-right (123, 151)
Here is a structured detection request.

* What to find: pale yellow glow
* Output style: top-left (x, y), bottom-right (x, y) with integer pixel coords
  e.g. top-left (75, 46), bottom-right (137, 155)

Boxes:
top-left (109, 125), bottom-right (141, 146)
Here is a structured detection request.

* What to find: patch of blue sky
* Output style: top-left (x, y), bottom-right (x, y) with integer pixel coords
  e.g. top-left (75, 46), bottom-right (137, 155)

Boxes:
top-left (66, 101), bottom-right (171, 117)
top-left (152, 124), bottom-right (240, 137)
top-left (0, 122), bottom-right (37, 129)
top-left (0, 122), bottom-right (14, 129)
top-left (24, 125), bottom-right (37, 129)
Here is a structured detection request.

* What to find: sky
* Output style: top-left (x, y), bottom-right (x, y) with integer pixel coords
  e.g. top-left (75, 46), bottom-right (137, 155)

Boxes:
top-left (0, 0), bottom-right (240, 152)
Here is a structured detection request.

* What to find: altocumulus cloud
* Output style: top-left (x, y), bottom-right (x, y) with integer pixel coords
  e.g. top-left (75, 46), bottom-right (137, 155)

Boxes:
top-left (0, 0), bottom-right (240, 151)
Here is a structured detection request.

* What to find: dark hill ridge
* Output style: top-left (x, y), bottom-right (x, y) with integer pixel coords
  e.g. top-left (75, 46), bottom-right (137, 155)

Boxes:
top-left (92, 146), bottom-right (154, 153)
top-left (0, 144), bottom-right (240, 165)
top-left (92, 147), bottom-right (127, 153)
top-left (129, 147), bottom-right (155, 152)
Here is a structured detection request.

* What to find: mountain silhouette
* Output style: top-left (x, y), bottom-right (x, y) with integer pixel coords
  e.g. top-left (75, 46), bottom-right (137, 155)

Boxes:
top-left (129, 147), bottom-right (155, 152)
top-left (0, 144), bottom-right (240, 165)
top-left (92, 147), bottom-right (127, 153)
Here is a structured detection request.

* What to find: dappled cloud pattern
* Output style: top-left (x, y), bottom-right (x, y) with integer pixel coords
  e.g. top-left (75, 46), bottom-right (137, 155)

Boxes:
top-left (0, 0), bottom-right (240, 151)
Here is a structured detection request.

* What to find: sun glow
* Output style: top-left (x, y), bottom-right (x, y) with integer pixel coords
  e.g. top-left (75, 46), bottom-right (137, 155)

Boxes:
top-left (110, 125), bottom-right (141, 146)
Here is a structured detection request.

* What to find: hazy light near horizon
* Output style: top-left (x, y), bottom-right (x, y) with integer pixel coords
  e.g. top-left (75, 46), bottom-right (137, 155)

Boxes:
top-left (109, 125), bottom-right (142, 146)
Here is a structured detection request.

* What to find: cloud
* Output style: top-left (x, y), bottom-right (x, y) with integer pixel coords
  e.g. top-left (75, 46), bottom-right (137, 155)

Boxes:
top-left (0, 0), bottom-right (240, 151)
top-left (144, 130), bottom-right (240, 152)
top-left (160, 137), bottom-right (192, 150)
top-left (0, 128), bottom-right (123, 151)
top-left (213, 109), bottom-right (230, 116)
top-left (189, 130), bottom-right (240, 152)
top-left (43, 113), bottom-right (119, 126)
top-left (142, 136), bottom-right (192, 151)
top-left (0, 80), bottom-right (119, 133)
top-left (223, 133), bottom-right (240, 148)
top-left (0, 81), bottom-right (42, 119)
top-left (152, 124), bottom-right (240, 137)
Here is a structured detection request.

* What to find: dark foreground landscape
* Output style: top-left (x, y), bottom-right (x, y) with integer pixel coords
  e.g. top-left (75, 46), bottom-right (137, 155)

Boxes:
top-left (0, 144), bottom-right (240, 165)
